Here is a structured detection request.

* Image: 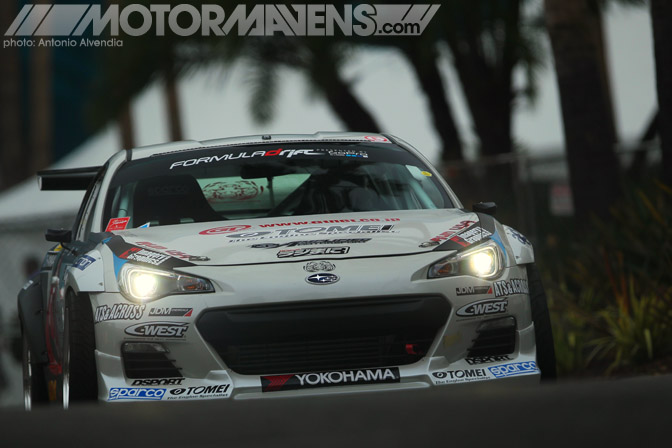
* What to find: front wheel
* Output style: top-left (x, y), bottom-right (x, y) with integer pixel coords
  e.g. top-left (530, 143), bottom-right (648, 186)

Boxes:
top-left (62, 291), bottom-right (98, 408)
top-left (526, 264), bottom-right (557, 381)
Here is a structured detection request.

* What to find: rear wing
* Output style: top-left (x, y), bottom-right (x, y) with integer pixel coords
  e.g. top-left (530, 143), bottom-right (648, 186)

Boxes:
top-left (37, 166), bottom-right (103, 191)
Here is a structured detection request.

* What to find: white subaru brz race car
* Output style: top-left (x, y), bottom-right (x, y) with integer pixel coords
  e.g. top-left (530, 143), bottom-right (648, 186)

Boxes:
top-left (19, 132), bottom-right (555, 408)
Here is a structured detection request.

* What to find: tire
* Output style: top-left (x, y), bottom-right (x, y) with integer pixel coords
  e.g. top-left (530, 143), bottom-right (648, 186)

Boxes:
top-left (526, 263), bottom-right (557, 381)
top-left (22, 329), bottom-right (48, 410)
top-left (62, 291), bottom-right (98, 408)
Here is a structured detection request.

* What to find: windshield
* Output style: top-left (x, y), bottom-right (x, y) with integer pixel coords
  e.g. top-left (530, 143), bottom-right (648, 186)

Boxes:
top-left (103, 142), bottom-right (453, 228)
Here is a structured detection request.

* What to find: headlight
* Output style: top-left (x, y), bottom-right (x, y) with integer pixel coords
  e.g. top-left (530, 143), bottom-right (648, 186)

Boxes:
top-left (118, 264), bottom-right (214, 302)
top-left (428, 240), bottom-right (504, 279)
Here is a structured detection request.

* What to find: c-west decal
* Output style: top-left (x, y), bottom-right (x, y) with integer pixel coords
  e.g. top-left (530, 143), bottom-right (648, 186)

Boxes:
top-left (124, 322), bottom-right (188, 338)
top-left (456, 298), bottom-right (507, 317)
top-left (261, 367), bottom-right (399, 392)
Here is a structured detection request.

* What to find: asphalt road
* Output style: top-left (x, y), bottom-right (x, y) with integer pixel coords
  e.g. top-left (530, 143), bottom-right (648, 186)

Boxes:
top-left (1, 375), bottom-right (669, 447)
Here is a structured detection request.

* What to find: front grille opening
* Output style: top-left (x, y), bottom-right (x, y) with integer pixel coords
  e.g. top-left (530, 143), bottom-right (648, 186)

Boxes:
top-left (467, 316), bottom-right (516, 358)
top-left (197, 295), bottom-right (450, 375)
top-left (121, 343), bottom-right (182, 379)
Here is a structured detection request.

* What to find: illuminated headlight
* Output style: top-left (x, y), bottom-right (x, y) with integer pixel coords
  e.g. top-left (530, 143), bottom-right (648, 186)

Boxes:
top-left (118, 264), bottom-right (214, 302)
top-left (428, 240), bottom-right (504, 279)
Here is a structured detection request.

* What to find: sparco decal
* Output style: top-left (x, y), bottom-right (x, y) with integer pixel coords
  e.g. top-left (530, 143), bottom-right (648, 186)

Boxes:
top-left (493, 278), bottom-right (529, 297)
top-left (488, 361), bottom-right (539, 378)
top-left (108, 388), bottom-right (165, 401)
top-left (124, 322), bottom-right (188, 338)
top-left (455, 285), bottom-right (492, 296)
top-left (149, 307), bottom-right (193, 317)
top-left (166, 384), bottom-right (231, 400)
top-left (260, 367), bottom-right (400, 392)
top-left (225, 224), bottom-right (395, 240)
top-left (277, 247), bottom-right (349, 258)
top-left (251, 238), bottom-right (371, 248)
top-left (456, 298), bottom-right (507, 317)
top-left (118, 247), bottom-right (170, 266)
top-left (94, 304), bottom-right (145, 323)
top-left (465, 355), bottom-right (512, 365)
top-left (170, 148), bottom-right (321, 169)
top-left (132, 378), bottom-right (184, 386)
top-left (431, 368), bottom-right (489, 384)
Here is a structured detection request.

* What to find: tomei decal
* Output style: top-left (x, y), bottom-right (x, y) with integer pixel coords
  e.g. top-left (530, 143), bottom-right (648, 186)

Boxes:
top-left (493, 278), bottom-right (529, 297)
top-left (488, 361), bottom-right (539, 379)
top-left (456, 298), bottom-right (507, 317)
top-left (455, 285), bottom-right (492, 296)
top-left (225, 224), bottom-right (396, 241)
top-left (149, 307), bottom-right (193, 317)
top-left (277, 247), bottom-right (349, 258)
top-left (199, 225), bottom-right (252, 235)
top-left (431, 369), bottom-right (490, 385)
top-left (305, 273), bottom-right (340, 285)
top-left (119, 247), bottom-right (170, 266)
top-left (304, 261), bottom-right (336, 272)
top-left (73, 255), bottom-right (96, 271)
top-left (251, 238), bottom-right (371, 248)
top-left (166, 384), bottom-right (231, 401)
top-left (169, 148), bottom-right (321, 169)
top-left (106, 217), bottom-right (130, 232)
top-left (95, 304), bottom-right (145, 323)
top-left (258, 218), bottom-right (399, 227)
top-left (465, 355), bottom-right (512, 365)
top-left (261, 367), bottom-right (400, 392)
top-left (132, 378), bottom-right (184, 386)
top-left (124, 322), bottom-right (189, 338)
top-left (108, 388), bottom-right (165, 401)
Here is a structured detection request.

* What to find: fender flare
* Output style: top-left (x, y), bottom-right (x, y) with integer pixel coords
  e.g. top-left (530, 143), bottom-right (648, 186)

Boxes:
top-left (17, 274), bottom-right (48, 365)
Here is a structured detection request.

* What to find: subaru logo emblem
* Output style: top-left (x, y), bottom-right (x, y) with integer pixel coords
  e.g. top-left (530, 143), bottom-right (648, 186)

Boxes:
top-left (305, 273), bottom-right (340, 285)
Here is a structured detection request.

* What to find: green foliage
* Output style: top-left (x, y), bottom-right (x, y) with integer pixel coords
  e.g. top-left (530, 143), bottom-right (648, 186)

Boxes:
top-left (546, 181), bottom-right (672, 376)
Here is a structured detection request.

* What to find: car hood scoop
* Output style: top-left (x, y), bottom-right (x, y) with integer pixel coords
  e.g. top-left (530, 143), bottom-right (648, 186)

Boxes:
top-left (109, 209), bottom-right (486, 266)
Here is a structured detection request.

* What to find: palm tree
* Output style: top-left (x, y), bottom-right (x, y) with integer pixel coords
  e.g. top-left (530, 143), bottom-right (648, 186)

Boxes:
top-left (545, 0), bottom-right (621, 219)
top-left (650, 0), bottom-right (672, 185)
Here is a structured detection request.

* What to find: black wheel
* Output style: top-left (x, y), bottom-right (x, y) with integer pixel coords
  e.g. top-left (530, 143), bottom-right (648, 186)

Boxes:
top-left (526, 264), bottom-right (557, 381)
top-left (62, 291), bottom-right (98, 408)
top-left (22, 329), bottom-right (48, 410)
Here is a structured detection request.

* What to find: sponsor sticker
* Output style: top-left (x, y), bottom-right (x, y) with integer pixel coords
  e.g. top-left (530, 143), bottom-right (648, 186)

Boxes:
top-left (73, 254), bottom-right (96, 271)
top-left (465, 355), bottom-right (513, 365)
top-left (226, 224), bottom-right (395, 242)
top-left (149, 307), bottom-right (193, 317)
top-left (364, 136), bottom-right (390, 143)
top-left (135, 241), bottom-right (209, 261)
top-left (166, 384), bottom-right (231, 400)
top-left (488, 361), bottom-right (539, 378)
top-left (251, 238), bottom-right (370, 249)
top-left (304, 261), bottom-right (336, 272)
top-left (108, 388), bottom-right (165, 401)
top-left (106, 217), bottom-right (130, 232)
top-left (170, 148), bottom-right (322, 170)
top-left (132, 378), bottom-right (184, 386)
top-left (277, 247), bottom-right (349, 258)
top-left (95, 304), bottom-right (145, 323)
top-left (507, 228), bottom-right (531, 246)
top-left (455, 285), bottom-right (492, 296)
top-left (124, 322), bottom-right (189, 338)
top-left (199, 225), bottom-right (252, 235)
top-left (456, 298), bottom-right (508, 317)
top-left (261, 367), bottom-right (400, 392)
top-left (118, 247), bottom-right (170, 266)
top-left (493, 278), bottom-right (529, 297)
top-left (431, 368), bottom-right (490, 385)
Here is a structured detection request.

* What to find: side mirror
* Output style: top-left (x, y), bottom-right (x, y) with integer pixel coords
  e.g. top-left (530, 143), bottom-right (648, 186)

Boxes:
top-left (472, 202), bottom-right (497, 216)
top-left (45, 229), bottom-right (72, 243)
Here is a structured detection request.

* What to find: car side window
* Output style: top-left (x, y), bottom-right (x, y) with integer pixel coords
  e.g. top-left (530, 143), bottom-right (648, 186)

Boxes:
top-left (75, 176), bottom-right (103, 242)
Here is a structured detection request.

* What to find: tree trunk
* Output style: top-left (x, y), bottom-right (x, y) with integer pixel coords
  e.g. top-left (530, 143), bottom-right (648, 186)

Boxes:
top-left (651, 0), bottom-right (672, 186)
top-left (402, 43), bottom-right (463, 162)
top-left (545, 0), bottom-right (621, 220)
top-left (164, 68), bottom-right (184, 142)
top-left (0, 0), bottom-right (25, 189)
top-left (30, 0), bottom-right (53, 174)
top-left (119, 102), bottom-right (135, 150)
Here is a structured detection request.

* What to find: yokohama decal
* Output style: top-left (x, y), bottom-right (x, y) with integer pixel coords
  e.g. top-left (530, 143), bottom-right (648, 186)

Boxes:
top-left (260, 367), bottom-right (400, 392)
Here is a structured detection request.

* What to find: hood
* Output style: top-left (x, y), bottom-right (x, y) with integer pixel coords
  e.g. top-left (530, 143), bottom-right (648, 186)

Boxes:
top-left (105, 210), bottom-right (486, 267)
